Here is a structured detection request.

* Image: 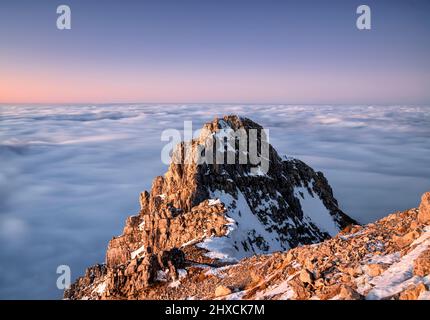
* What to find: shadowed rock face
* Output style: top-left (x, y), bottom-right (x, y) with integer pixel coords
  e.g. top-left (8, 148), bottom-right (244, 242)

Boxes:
top-left (65, 115), bottom-right (356, 300)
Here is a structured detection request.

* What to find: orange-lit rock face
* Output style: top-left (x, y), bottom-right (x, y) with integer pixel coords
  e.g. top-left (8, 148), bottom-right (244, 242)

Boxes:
top-left (64, 116), bottom-right (363, 300)
top-left (418, 192), bottom-right (430, 224)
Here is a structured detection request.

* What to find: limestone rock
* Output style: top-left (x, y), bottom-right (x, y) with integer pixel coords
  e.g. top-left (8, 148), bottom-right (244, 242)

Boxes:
top-left (393, 230), bottom-right (419, 249)
top-left (66, 115), bottom-right (356, 300)
top-left (366, 264), bottom-right (386, 277)
top-left (299, 269), bottom-right (314, 284)
top-left (215, 285), bottom-right (232, 297)
top-left (418, 192), bottom-right (430, 224)
top-left (413, 249), bottom-right (430, 277)
top-left (399, 283), bottom-right (427, 300)
top-left (289, 276), bottom-right (312, 300)
top-left (64, 194), bottom-right (430, 300)
top-left (316, 284), bottom-right (341, 300)
top-left (338, 285), bottom-right (361, 300)
top-left (65, 117), bottom-right (430, 301)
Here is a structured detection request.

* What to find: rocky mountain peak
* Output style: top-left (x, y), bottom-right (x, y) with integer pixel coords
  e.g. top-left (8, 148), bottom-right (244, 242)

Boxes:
top-left (65, 115), bottom-right (357, 299)
top-left (125, 115), bottom-right (354, 263)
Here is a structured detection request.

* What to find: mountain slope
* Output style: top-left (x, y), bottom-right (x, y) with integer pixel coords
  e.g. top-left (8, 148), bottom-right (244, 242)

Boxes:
top-left (67, 191), bottom-right (430, 300)
top-left (65, 115), bottom-right (357, 299)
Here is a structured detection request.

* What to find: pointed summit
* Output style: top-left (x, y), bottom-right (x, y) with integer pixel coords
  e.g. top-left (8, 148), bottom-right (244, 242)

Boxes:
top-left (66, 115), bottom-right (356, 299)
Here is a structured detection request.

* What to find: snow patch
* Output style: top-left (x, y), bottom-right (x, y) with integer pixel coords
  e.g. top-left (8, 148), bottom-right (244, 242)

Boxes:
top-left (339, 229), bottom-right (366, 240)
top-left (411, 226), bottom-right (430, 246)
top-left (219, 290), bottom-right (247, 300)
top-left (419, 290), bottom-right (430, 300)
top-left (294, 184), bottom-right (339, 236)
top-left (93, 281), bottom-right (107, 296)
top-left (218, 119), bottom-right (231, 129)
top-left (257, 280), bottom-right (294, 300)
top-left (130, 245), bottom-right (145, 259)
top-left (366, 252), bottom-right (401, 265)
top-left (247, 166), bottom-right (267, 177)
top-left (178, 269), bottom-right (187, 279)
top-left (208, 199), bottom-right (221, 206)
top-left (366, 228), bottom-right (430, 300)
top-left (255, 272), bottom-right (297, 300)
top-left (169, 280), bottom-right (181, 288)
top-left (180, 237), bottom-right (202, 248)
top-left (197, 189), bottom-right (284, 261)
top-left (156, 269), bottom-right (169, 282)
top-left (204, 265), bottom-right (232, 278)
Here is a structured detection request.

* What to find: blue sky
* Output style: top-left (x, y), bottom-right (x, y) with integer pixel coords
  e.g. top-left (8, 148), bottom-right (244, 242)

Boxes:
top-left (0, 0), bottom-right (429, 103)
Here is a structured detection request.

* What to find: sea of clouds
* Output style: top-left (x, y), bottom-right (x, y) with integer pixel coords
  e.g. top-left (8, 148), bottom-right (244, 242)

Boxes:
top-left (0, 104), bottom-right (429, 299)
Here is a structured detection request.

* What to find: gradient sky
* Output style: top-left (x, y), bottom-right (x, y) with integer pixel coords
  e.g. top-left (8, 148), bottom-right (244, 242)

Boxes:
top-left (0, 0), bottom-right (429, 104)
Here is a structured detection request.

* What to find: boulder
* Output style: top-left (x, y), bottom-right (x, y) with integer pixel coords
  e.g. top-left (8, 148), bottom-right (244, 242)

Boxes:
top-left (413, 249), bottom-right (430, 277)
top-left (338, 285), bottom-right (361, 300)
top-left (399, 283), bottom-right (427, 300)
top-left (316, 284), bottom-right (341, 300)
top-left (288, 276), bottom-right (312, 300)
top-left (215, 285), bottom-right (232, 297)
top-left (418, 192), bottom-right (430, 224)
top-left (393, 230), bottom-right (419, 249)
top-left (366, 264), bottom-right (386, 277)
top-left (299, 269), bottom-right (314, 284)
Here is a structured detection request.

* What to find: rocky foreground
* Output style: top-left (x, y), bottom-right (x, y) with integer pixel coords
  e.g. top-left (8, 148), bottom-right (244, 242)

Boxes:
top-left (65, 116), bottom-right (430, 300)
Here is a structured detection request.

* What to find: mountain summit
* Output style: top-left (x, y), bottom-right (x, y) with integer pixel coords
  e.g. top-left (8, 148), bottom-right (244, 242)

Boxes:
top-left (65, 115), bottom-right (357, 299)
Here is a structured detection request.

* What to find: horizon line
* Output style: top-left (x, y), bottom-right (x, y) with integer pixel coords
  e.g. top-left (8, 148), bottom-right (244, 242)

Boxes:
top-left (1, 101), bottom-right (429, 107)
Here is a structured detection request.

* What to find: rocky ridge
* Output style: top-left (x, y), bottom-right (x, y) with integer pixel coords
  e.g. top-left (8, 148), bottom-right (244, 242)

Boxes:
top-left (67, 191), bottom-right (430, 300)
top-left (67, 115), bottom-right (416, 300)
top-left (105, 116), bottom-right (353, 267)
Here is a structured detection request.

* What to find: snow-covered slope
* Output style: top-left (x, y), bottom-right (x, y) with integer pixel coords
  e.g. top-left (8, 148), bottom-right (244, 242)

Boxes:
top-left (197, 189), bottom-right (285, 261)
top-left (294, 184), bottom-right (340, 237)
top-left (188, 116), bottom-right (355, 259)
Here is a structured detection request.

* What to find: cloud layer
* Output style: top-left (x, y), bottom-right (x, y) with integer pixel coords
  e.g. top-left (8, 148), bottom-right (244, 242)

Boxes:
top-left (0, 104), bottom-right (429, 299)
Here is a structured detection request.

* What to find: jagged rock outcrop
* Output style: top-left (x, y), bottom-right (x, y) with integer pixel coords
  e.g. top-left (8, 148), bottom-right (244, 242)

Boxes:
top-left (66, 190), bottom-right (430, 300)
top-left (65, 115), bottom-right (357, 300)
top-left (106, 116), bottom-right (354, 266)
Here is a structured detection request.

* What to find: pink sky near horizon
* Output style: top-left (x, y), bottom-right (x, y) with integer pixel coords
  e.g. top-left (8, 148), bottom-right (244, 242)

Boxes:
top-left (1, 1), bottom-right (430, 105)
top-left (1, 62), bottom-right (429, 105)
